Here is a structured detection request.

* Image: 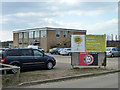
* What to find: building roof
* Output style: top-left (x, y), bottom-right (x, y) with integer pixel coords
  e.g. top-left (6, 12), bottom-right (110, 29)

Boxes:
top-left (13, 27), bottom-right (87, 33)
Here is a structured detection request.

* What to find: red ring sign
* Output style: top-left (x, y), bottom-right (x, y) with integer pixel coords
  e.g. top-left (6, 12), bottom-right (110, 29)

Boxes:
top-left (84, 55), bottom-right (94, 65)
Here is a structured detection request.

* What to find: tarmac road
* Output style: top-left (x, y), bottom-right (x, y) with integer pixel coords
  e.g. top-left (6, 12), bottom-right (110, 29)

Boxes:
top-left (25, 73), bottom-right (118, 88)
top-left (46, 53), bottom-right (119, 70)
top-left (107, 57), bottom-right (119, 70)
top-left (22, 54), bottom-right (119, 74)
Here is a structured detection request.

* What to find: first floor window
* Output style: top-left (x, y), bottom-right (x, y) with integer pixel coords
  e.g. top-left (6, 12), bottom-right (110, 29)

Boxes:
top-left (24, 32), bottom-right (28, 38)
top-left (35, 31), bottom-right (39, 38)
top-left (63, 31), bottom-right (67, 38)
top-left (41, 30), bottom-right (46, 38)
top-left (29, 31), bottom-right (33, 38)
top-left (56, 31), bottom-right (60, 37)
top-left (19, 32), bottom-right (22, 38)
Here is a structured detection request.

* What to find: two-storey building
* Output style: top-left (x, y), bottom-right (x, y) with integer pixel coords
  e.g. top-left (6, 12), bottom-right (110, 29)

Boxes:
top-left (13, 27), bottom-right (86, 52)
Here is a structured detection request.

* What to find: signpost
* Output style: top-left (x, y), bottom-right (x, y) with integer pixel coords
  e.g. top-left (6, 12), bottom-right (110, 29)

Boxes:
top-left (71, 35), bottom-right (106, 68)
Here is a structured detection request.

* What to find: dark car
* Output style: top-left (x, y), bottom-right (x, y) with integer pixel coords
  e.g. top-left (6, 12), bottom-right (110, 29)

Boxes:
top-left (1, 48), bottom-right (56, 73)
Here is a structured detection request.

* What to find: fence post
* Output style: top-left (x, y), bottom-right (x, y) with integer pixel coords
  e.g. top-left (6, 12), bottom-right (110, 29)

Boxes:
top-left (16, 68), bottom-right (20, 81)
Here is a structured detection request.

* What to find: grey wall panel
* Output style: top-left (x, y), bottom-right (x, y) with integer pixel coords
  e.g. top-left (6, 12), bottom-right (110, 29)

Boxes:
top-left (71, 52), bottom-right (79, 66)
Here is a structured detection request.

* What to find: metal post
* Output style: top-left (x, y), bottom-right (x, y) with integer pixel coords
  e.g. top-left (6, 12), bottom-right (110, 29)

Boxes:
top-left (104, 66), bottom-right (106, 70)
top-left (4, 70), bottom-right (7, 75)
top-left (71, 65), bottom-right (74, 69)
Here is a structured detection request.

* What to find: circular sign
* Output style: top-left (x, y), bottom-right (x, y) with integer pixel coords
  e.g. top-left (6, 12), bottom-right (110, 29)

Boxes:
top-left (84, 55), bottom-right (94, 65)
top-left (74, 36), bottom-right (82, 44)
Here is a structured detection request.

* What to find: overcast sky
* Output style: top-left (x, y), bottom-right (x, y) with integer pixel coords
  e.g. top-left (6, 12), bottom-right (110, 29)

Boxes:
top-left (0, 0), bottom-right (118, 41)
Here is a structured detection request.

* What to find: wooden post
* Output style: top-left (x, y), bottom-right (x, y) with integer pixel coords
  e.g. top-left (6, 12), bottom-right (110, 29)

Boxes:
top-left (16, 68), bottom-right (20, 81)
top-left (4, 70), bottom-right (7, 75)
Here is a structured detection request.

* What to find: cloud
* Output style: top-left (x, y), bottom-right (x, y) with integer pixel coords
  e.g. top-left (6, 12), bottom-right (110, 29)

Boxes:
top-left (84, 10), bottom-right (104, 16)
top-left (0, 30), bottom-right (13, 41)
top-left (1, 2), bottom-right (118, 41)
top-left (59, 0), bottom-right (80, 5)
top-left (86, 19), bottom-right (118, 34)
top-left (6, 12), bottom-right (45, 17)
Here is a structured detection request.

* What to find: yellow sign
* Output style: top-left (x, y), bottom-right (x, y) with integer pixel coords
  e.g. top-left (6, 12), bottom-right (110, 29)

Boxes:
top-left (85, 35), bottom-right (106, 52)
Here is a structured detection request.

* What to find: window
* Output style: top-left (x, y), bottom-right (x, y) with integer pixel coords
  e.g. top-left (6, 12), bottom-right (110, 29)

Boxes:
top-left (112, 48), bottom-right (116, 51)
top-left (24, 43), bottom-right (28, 45)
top-left (24, 32), bottom-right (28, 38)
top-left (33, 50), bottom-right (43, 56)
top-left (21, 50), bottom-right (32, 56)
top-left (56, 31), bottom-right (60, 37)
top-left (41, 30), bottom-right (46, 38)
top-left (19, 42), bottom-right (22, 45)
top-left (106, 48), bottom-right (111, 51)
top-left (19, 33), bottom-right (22, 38)
top-left (35, 31), bottom-right (39, 38)
top-left (29, 31), bottom-right (33, 38)
top-left (63, 31), bottom-right (67, 37)
top-left (113, 48), bottom-right (118, 51)
top-left (7, 50), bottom-right (21, 56)
top-left (116, 48), bottom-right (118, 51)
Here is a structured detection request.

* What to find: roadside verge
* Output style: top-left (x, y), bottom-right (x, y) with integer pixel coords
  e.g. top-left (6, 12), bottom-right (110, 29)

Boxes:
top-left (18, 69), bottom-right (120, 87)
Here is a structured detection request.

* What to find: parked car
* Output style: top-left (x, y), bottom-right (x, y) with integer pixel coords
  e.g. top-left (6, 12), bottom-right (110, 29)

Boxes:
top-left (1, 48), bottom-right (56, 73)
top-left (60, 48), bottom-right (71, 56)
top-left (106, 47), bottom-right (120, 57)
top-left (49, 48), bottom-right (59, 54)
top-left (0, 48), bottom-right (7, 57)
top-left (57, 48), bottom-right (63, 55)
top-left (27, 45), bottom-right (45, 52)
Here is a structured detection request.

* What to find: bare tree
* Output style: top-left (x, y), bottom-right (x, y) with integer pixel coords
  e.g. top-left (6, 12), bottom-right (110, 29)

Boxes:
top-left (111, 34), bottom-right (113, 41)
top-left (115, 35), bottom-right (117, 41)
top-left (107, 34), bottom-right (110, 41)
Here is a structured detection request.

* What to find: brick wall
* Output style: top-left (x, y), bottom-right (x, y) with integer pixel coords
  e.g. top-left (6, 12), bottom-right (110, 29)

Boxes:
top-left (13, 33), bottom-right (18, 47)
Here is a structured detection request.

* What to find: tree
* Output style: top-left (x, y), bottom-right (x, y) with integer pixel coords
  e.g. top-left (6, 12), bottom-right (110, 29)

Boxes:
top-left (111, 34), bottom-right (113, 41)
top-left (115, 35), bottom-right (117, 41)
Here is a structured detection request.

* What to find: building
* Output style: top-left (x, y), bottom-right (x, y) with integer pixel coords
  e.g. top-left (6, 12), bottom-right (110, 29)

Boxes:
top-left (13, 27), bottom-right (86, 52)
top-left (1, 41), bottom-right (13, 48)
